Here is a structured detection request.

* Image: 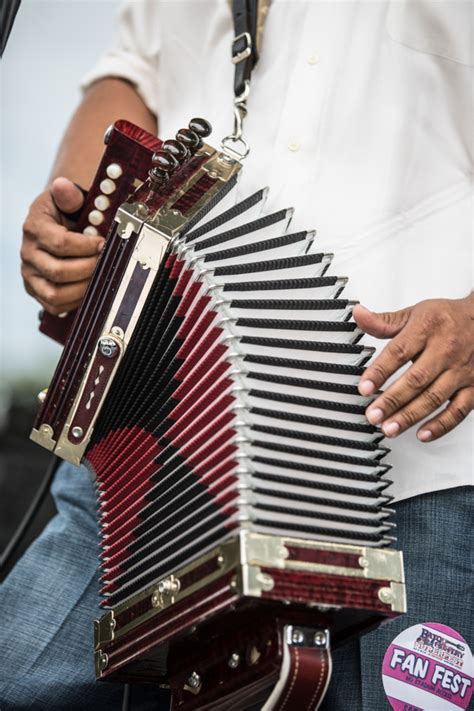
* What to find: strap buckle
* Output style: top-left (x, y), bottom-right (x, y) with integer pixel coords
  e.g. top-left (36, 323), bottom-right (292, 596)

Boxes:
top-left (231, 32), bottom-right (252, 64)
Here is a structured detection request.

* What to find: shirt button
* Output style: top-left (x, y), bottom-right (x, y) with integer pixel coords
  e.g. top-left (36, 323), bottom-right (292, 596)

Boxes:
top-left (307, 52), bottom-right (320, 65)
top-left (288, 141), bottom-right (300, 152)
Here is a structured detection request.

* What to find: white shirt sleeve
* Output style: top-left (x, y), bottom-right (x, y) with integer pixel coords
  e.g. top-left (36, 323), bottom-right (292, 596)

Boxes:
top-left (80, 0), bottom-right (160, 116)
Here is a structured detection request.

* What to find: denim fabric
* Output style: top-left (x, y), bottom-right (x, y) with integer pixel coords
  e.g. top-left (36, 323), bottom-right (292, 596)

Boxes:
top-left (321, 485), bottom-right (474, 711)
top-left (0, 462), bottom-right (472, 710)
top-left (0, 463), bottom-right (168, 710)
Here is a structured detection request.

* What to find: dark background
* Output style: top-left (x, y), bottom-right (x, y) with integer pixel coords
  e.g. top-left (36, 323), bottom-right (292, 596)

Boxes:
top-left (0, 390), bottom-right (56, 573)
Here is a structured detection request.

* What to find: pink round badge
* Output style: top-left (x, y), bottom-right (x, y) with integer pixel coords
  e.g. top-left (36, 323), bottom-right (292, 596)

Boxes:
top-left (382, 623), bottom-right (473, 710)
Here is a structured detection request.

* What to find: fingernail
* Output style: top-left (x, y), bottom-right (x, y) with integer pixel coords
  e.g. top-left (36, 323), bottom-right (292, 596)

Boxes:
top-left (383, 421), bottom-right (400, 437)
top-left (366, 407), bottom-right (384, 425)
top-left (417, 430), bottom-right (432, 442)
top-left (357, 304), bottom-right (370, 313)
top-left (359, 379), bottom-right (375, 396)
top-left (97, 239), bottom-right (106, 253)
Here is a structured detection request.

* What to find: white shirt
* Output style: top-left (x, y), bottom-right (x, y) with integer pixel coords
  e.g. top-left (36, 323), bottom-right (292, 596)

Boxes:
top-left (82, 0), bottom-right (473, 502)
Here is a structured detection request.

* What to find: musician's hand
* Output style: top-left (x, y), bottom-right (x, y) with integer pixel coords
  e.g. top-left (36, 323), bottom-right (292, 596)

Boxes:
top-left (21, 177), bottom-right (105, 315)
top-left (353, 295), bottom-right (474, 442)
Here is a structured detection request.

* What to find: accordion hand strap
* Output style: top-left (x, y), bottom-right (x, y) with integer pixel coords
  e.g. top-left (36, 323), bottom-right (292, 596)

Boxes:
top-left (223, 0), bottom-right (270, 159)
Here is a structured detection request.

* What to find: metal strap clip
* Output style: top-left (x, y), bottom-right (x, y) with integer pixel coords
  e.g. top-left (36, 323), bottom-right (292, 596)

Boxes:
top-left (221, 81), bottom-right (251, 161)
top-left (231, 31), bottom-right (252, 64)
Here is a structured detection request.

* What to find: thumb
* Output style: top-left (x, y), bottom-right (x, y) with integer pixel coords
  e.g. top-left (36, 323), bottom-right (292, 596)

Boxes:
top-left (50, 177), bottom-right (85, 217)
top-left (353, 303), bottom-right (412, 339)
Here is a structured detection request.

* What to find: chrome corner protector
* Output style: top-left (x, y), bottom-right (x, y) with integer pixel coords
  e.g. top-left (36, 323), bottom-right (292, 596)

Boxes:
top-left (53, 424), bottom-right (90, 467)
top-left (378, 581), bottom-right (407, 613)
top-left (242, 565), bottom-right (275, 597)
top-left (94, 649), bottom-right (109, 678)
top-left (149, 208), bottom-right (188, 239)
top-left (359, 548), bottom-right (405, 583)
top-left (241, 531), bottom-right (289, 570)
top-left (114, 203), bottom-right (146, 239)
top-left (30, 425), bottom-right (56, 451)
top-left (133, 223), bottom-right (171, 271)
top-left (94, 611), bottom-right (116, 650)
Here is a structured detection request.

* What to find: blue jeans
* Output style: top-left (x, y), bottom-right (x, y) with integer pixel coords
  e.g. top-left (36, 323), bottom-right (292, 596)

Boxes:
top-left (0, 462), bottom-right (472, 710)
top-left (320, 484), bottom-right (474, 710)
top-left (0, 463), bottom-right (168, 710)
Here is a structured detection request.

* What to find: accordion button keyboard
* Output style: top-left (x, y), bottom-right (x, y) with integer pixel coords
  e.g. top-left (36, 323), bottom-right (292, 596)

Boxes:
top-left (88, 209), bottom-right (105, 226)
top-left (106, 163), bottom-right (123, 179)
top-left (94, 195), bottom-right (110, 211)
top-left (83, 226), bottom-right (99, 236)
top-left (100, 178), bottom-right (116, 195)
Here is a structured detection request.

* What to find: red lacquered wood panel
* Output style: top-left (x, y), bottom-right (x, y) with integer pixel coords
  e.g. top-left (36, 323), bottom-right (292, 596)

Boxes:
top-left (286, 545), bottom-right (362, 569)
top-left (262, 567), bottom-right (393, 613)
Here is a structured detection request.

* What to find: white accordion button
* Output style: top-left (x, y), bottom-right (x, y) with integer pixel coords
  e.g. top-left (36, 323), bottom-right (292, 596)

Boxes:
top-left (100, 178), bottom-right (116, 195)
top-left (88, 210), bottom-right (104, 226)
top-left (94, 195), bottom-right (110, 211)
top-left (106, 163), bottom-right (123, 179)
top-left (83, 226), bottom-right (99, 236)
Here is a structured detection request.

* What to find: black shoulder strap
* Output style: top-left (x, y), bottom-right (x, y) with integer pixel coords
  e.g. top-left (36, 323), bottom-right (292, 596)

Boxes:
top-left (231, 0), bottom-right (268, 98)
top-left (223, 0), bottom-right (270, 159)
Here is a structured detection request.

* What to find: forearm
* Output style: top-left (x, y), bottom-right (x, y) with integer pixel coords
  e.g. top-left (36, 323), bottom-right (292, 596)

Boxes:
top-left (49, 78), bottom-right (157, 189)
top-left (22, 78), bottom-right (157, 314)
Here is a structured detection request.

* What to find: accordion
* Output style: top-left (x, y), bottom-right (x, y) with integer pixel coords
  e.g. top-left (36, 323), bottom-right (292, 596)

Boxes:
top-left (32, 119), bottom-right (405, 709)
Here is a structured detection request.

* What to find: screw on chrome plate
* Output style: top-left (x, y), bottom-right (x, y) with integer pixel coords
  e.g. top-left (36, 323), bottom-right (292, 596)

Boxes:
top-left (98, 336), bottom-right (120, 359)
top-left (151, 590), bottom-right (161, 608)
top-left (291, 629), bottom-right (305, 645)
top-left (228, 652), bottom-right (240, 669)
top-left (256, 572), bottom-right (274, 591)
top-left (157, 577), bottom-right (180, 596)
top-left (378, 586), bottom-right (395, 605)
top-left (71, 426), bottom-right (84, 439)
top-left (151, 575), bottom-right (180, 608)
top-left (97, 651), bottom-right (108, 671)
top-left (217, 554), bottom-right (225, 567)
top-left (111, 326), bottom-right (124, 339)
top-left (184, 671), bottom-right (202, 694)
top-left (313, 631), bottom-right (327, 647)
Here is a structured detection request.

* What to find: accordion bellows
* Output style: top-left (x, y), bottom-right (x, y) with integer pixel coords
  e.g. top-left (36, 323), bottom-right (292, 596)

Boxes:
top-left (87, 184), bottom-right (394, 610)
top-left (32, 122), bottom-right (404, 698)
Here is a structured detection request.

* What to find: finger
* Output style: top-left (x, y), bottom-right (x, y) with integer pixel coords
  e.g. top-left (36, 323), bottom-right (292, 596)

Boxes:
top-left (353, 304), bottom-right (412, 339)
top-left (416, 387), bottom-right (474, 442)
top-left (50, 177), bottom-right (85, 216)
top-left (36, 298), bottom-right (83, 316)
top-left (375, 371), bottom-right (459, 437)
top-left (36, 298), bottom-right (82, 317)
top-left (21, 247), bottom-right (98, 285)
top-left (359, 326), bottom-right (426, 400)
top-left (27, 273), bottom-right (89, 314)
top-left (27, 219), bottom-right (104, 258)
top-left (365, 353), bottom-right (445, 424)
